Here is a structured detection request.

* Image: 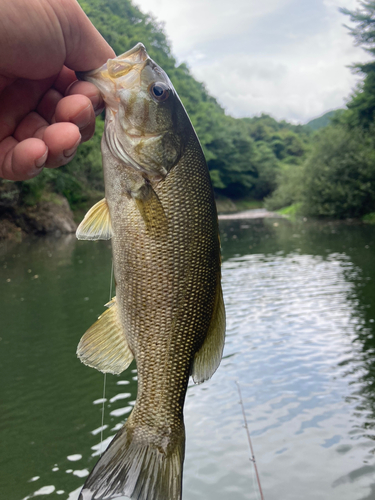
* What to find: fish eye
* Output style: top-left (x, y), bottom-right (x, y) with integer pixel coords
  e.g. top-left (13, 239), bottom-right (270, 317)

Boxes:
top-left (150, 82), bottom-right (170, 102)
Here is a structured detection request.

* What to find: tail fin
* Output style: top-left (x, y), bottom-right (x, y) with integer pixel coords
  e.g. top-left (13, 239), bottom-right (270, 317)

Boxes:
top-left (79, 418), bottom-right (185, 500)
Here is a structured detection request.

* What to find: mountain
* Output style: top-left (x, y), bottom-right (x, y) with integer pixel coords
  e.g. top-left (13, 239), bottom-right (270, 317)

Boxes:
top-left (305, 110), bottom-right (343, 131)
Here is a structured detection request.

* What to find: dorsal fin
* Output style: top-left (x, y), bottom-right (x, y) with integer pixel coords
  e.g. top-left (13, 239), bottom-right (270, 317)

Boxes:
top-left (77, 297), bottom-right (134, 375)
top-left (191, 278), bottom-right (226, 384)
top-left (76, 198), bottom-right (113, 240)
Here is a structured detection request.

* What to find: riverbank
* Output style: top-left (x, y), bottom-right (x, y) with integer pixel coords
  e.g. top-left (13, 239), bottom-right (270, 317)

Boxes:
top-left (0, 193), bottom-right (266, 240)
top-left (276, 202), bottom-right (375, 224)
top-left (1, 192), bottom-right (371, 241)
top-left (0, 192), bottom-right (77, 241)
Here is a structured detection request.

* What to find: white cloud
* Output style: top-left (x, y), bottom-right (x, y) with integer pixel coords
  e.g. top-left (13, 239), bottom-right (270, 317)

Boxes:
top-left (135, 0), bottom-right (372, 123)
top-left (136, 0), bottom-right (294, 54)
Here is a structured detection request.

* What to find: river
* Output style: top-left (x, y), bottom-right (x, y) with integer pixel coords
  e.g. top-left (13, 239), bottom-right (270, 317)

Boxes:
top-left (1, 215), bottom-right (375, 500)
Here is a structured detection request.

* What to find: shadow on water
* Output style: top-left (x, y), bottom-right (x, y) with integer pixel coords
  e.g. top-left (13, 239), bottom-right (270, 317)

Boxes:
top-left (0, 217), bottom-right (375, 499)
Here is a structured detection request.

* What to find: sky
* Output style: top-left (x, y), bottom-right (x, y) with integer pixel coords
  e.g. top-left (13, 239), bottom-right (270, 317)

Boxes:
top-left (134, 0), bottom-right (371, 124)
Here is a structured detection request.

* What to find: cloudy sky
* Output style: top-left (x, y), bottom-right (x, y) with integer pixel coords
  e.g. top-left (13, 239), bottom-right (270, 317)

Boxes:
top-left (134, 0), bottom-right (371, 124)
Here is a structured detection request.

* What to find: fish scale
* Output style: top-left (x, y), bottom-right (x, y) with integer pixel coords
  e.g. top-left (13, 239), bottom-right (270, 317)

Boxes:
top-left (75, 43), bottom-right (225, 500)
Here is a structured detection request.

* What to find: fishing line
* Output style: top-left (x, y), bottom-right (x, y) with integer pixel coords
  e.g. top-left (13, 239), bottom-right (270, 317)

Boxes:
top-left (100, 260), bottom-right (114, 457)
top-left (236, 381), bottom-right (265, 500)
top-left (100, 373), bottom-right (107, 457)
top-left (109, 259), bottom-right (114, 301)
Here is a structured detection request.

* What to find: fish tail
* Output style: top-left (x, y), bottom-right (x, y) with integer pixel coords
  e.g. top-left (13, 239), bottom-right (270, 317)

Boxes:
top-left (79, 415), bottom-right (185, 500)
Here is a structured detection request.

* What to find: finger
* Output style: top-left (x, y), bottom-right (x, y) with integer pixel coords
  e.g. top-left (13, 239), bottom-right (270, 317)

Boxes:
top-left (67, 80), bottom-right (105, 116)
top-left (53, 66), bottom-right (77, 95)
top-left (42, 122), bottom-right (81, 168)
top-left (55, 95), bottom-right (95, 142)
top-left (37, 88), bottom-right (64, 123)
top-left (13, 111), bottom-right (48, 142)
top-left (52, 1), bottom-right (115, 71)
top-left (0, 137), bottom-right (48, 181)
top-left (0, 76), bottom-right (56, 141)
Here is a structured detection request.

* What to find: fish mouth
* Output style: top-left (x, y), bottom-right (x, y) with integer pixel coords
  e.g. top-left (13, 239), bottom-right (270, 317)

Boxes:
top-left (76, 43), bottom-right (148, 83)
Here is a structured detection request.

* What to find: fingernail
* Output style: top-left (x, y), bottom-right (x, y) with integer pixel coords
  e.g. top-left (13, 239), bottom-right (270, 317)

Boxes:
top-left (35, 149), bottom-right (48, 168)
top-left (74, 105), bottom-right (92, 129)
top-left (63, 136), bottom-right (81, 158)
top-left (90, 94), bottom-right (101, 112)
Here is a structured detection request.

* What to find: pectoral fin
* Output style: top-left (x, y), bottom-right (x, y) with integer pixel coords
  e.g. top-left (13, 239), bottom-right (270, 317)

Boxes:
top-left (191, 280), bottom-right (226, 384)
top-left (134, 182), bottom-right (168, 234)
top-left (76, 198), bottom-right (113, 240)
top-left (77, 297), bottom-right (133, 375)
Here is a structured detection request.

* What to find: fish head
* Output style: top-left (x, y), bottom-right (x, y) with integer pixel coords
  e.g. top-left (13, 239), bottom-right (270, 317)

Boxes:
top-left (77, 43), bottom-right (190, 181)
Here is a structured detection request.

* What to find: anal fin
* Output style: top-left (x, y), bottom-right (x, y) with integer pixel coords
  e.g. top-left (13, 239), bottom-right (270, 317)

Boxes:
top-left (76, 198), bottom-right (113, 241)
top-left (191, 278), bottom-right (226, 384)
top-left (77, 297), bottom-right (133, 375)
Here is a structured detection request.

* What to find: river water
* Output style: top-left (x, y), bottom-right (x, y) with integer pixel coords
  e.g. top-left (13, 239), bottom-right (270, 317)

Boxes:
top-left (1, 216), bottom-right (375, 500)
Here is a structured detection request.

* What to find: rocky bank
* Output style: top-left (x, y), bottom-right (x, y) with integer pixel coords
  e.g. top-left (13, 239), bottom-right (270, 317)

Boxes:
top-left (0, 181), bottom-right (77, 241)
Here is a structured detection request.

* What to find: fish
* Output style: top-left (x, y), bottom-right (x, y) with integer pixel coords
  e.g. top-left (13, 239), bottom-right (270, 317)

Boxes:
top-left (75, 43), bottom-right (225, 500)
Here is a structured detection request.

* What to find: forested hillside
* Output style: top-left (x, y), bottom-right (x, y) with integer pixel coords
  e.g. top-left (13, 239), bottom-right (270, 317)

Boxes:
top-left (305, 110), bottom-right (341, 131)
top-left (12, 0), bottom-right (312, 213)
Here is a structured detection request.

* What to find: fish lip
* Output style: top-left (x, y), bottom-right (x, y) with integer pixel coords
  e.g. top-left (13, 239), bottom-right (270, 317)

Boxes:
top-left (118, 42), bottom-right (146, 60)
top-left (75, 43), bottom-right (148, 82)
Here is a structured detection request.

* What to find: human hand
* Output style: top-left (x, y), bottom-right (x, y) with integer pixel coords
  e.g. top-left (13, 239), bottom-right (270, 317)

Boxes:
top-left (0, 0), bottom-right (115, 181)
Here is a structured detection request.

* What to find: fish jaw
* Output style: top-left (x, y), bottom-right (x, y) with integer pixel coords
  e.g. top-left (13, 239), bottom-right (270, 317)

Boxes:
top-left (75, 42), bottom-right (149, 108)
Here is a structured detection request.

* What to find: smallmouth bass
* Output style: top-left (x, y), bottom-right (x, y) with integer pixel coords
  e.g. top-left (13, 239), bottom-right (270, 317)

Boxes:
top-left (75, 43), bottom-right (225, 500)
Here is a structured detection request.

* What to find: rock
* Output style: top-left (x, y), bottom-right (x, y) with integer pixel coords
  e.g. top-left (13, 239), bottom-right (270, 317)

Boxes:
top-left (0, 219), bottom-right (23, 241)
top-left (22, 195), bottom-right (77, 235)
top-left (0, 180), bottom-right (21, 208)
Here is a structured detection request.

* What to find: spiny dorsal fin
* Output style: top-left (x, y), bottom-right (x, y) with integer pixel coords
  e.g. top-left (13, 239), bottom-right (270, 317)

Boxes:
top-left (191, 279), bottom-right (226, 384)
top-left (76, 198), bottom-right (113, 240)
top-left (77, 297), bottom-right (133, 375)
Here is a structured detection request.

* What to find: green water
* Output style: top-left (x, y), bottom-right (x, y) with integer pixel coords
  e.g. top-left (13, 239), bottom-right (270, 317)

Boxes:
top-left (1, 217), bottom-right (375, 500)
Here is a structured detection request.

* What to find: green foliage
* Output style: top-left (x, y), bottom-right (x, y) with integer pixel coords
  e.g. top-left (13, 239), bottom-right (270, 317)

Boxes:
top-left (340, 3), bottom-right (375, 130)
top-left (363, 211), bottom-right (375, 223)
top-left (267, 125), bottom-right (375, 219)
top-left (302, 126), bottom-right (375, 218)
top-left (264, 163), bottom-right (305, 211)
top-left (277, 203), bottom-right (302, 216)
top-left (340, 2), bottom-right (375, 56)
top-left (343, 63), bottom-right (375, 129)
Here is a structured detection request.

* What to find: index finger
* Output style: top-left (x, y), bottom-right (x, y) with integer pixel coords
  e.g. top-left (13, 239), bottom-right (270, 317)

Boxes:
top-left (53, 67), bottom-right (105, 116)
top-left (66, 80), bottom-right (105, 116)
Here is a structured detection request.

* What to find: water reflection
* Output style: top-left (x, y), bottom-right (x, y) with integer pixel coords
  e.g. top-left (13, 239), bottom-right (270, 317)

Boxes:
top-left (1, 218), bottom-right (375, 499)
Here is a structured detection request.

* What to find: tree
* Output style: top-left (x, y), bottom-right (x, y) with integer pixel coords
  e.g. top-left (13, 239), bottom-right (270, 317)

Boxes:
top-left (302, 126), bottom-right (375, 218)
top-left (340, 2), bottom-right (375, 55)
top-left (340, 2), bottom-right (375, 128)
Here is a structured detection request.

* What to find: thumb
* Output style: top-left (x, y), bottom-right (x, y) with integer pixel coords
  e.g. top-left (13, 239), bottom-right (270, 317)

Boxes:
top-left (51, 0), bottom-right (115, 71)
